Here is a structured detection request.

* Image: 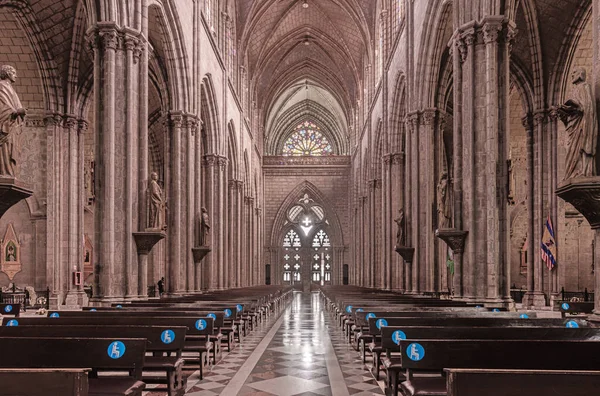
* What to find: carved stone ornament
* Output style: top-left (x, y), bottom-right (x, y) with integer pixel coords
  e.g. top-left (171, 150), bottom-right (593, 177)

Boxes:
top-left (192, 246), bottom-right (211, 263)
top-left (1, 222), bottom-right (21, 280)
top-left (0, 176), bottom-right (32, 219)
top-left (435, 228), bottom-right (468, 253)
top-left (556, 177), bottom-right (600, 229)
top-left (395, 246), bottom-right (415, 263)
top-left (132, 231), bottom-right (166, 255)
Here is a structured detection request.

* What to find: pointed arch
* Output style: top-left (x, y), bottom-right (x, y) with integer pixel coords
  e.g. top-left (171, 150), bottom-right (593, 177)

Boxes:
top-left (389, 72), bottom-right (407, 154)
top-left (269, 181), bottom-right (345, 248)
top-left (200, 74), bottom-right (221, 155)
top-left (227, 121), bottom-right (239, 180)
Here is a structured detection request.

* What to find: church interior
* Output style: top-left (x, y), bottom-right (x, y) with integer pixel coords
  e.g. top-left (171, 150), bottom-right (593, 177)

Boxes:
top-left (1, 0), bottom-right (600, 395)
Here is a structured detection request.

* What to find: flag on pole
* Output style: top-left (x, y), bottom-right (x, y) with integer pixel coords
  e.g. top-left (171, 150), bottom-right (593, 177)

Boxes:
top-left (541, 215), bottom-right (556, 270)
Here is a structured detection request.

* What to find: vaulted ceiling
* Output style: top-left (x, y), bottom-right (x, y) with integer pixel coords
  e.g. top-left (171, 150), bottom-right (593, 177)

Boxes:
top-left (237, 0), bottom-right (377, 149)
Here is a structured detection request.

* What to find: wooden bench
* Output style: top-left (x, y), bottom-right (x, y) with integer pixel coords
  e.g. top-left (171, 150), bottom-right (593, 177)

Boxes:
top-left (47, 309), bottom-right (229, 359)
top-left (379, 326), bottom-right (600, 395)
top-left (3, 316), bottom-right (215, 380)
top-left (0, 337), bottom-right (147, 396)
top-left (0, 303), bottom-right (20, 317)
top-left (554, 301), bottom-right (595, 317)
top-left (0, 325), bottom-right (187, 396)
top-left (445, 369), bottom-right (600, 396)
top-left (0, 368), bottom-right (89, 396)
top-left (398, 339), bottom-right (600, 396)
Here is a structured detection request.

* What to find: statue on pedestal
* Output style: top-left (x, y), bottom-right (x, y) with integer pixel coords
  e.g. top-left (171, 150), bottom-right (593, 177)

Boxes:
top-left (199, 207), bottom-right (211, 246)
top-left (0, 65), bottom-right (27, 177)
top-left (394, 209), bottom-right (405, 248)
top-left (437, 172), bottom-right (452, 229)
top-left (558, 67), bottom-right (598, 180)
top-left (147, 172), bottom-right (166, 230)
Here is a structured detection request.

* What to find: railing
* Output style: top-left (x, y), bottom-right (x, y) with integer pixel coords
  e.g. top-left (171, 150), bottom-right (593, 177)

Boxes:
top-left (0, 286), bottom-right (50, 310)
top-left (510, 289), bottom-right (526, 304)
top-left (558, 287), bottom-right (594, 302)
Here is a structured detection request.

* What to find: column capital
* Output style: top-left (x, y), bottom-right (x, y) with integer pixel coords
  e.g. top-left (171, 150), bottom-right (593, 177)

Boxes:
top-left (521, 113), bottom-right (533, 130)
top-left (482, 19), bottom-right (504, 44)
top-left (549, 106), bottom-right (560, 121)
top-left (203, 154), bottom-right (227, 167)
top-left (422, 108), bottom-right (438, 126)
top-left (98, 29), bottom-right (119, 51)
top-left (460, 27), bottom-right (476, 47)
top-left (533, 110), bottom-right (547, 126)
top-left (407, 111), bottom-right (419, 126)
top-left (124, 35), bottom-right (138, 52)
top-left (168, 112), bottom-right (184, 128)
top-left (63, 115), bottom-right (79, 131)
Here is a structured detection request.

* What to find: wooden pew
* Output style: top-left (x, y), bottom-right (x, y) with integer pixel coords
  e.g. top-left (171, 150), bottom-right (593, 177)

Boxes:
top-left (398, 339), bottom-right (600, 396)
top-left (445, 369), bottom-right (600, 396)
top-left (0, 303), bottom-right (20, 317)
top-left (379, 326), bottom-right (600, 395)
top-left (555, 301), bottom-right (595, 317)
top-left (0, 337), bottom-right (147, 396)
top-left (2, 316), bottom-right (215, 380)
top-left (0, 368), bottom-right (89, 396)
top-left (0, 325), bottom-right (187, 396)
top-left (47, 309), bottom-right (229, 358)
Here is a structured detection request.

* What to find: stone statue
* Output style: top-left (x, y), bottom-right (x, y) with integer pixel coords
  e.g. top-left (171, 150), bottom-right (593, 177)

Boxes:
top-left (394, 209), bottom-right (405, 247)
top-left (199, 207), bottom-right (211, 246)
top-left (437, 172), bottom-right (452, 229)
top-left (147, 172), bottom-right (166, 230)
top-left (0, 65), bottom-right (26, 177)
top-left (558, 67), bottom-right (598, 180)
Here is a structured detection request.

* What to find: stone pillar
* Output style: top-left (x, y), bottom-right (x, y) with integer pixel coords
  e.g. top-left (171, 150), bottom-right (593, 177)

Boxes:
top-left (382, 155), bottom-right (392, 290)
top-left (167, 112), bottom-right (183, 294)
top-left (548, 107), bottom-right (560, 295)
top-left (255, 206), bottom-right (263, 285)
top-left (389, 152), bottom-right (405, 291)
top-left (368, 179), bottom-right (376, 288)
top-left (421, 109), bottom-right (438, 293)
top-left (407, 112), bottom-right (420, 293)
top-left (454, 18), bottom-right (514, 305)
top-left (203, 155), bottom-right (227, 290)
top-left (186, 117), bottom-right (198, 292)
top-left (235, 181), bottom-right (243, 287)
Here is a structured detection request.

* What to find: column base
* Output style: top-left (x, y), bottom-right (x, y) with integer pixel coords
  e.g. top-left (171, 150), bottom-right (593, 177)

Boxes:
top-left (587, 313), bottom-right (600, 325)
top-left (64, 290), bottom-right (89, 308)
top-left (88, 296), bottom-right (127, 307)
top-left (522, 291), bottom-right (546, 308)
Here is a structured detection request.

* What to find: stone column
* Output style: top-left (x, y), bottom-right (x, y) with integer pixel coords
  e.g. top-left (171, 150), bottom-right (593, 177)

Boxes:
top-left (382, 155), bottom-right (392, 290)
top-left (454, 18), bottom-right (514, 305)
top-left (203, 155), bottom-right (227, 290)
top-left (168, 112), bottom-right (183, 294)
top-left (235, 181), bottom-right (243, 287)
top-left (255, 206), bottom-right (263, 285)
top-left (548, 107), bottom-right (560, 295)
top-left (407, 112), bottom-right (420, 293)
top-left (368, 179), bottom-right (376, 288)
top-left (421, 109), bottom-right (438, 293)
top-left (389, 152), bottom-right (405, 291)
top-left (186, 116), bottom-right (198, 292)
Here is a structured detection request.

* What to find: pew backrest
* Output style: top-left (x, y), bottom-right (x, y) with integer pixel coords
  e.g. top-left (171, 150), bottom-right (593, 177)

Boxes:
top-left (47, 310), bottom-right (225, 327)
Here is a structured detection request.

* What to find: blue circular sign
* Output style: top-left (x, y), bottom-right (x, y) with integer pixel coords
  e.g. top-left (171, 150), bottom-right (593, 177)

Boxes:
top-left (392, 330), bottom-right (407, 345)
top-left (4, 305), bottom-right (12, 313)
top-left (492, 308), bottom-right (500, 312)
top-left (107, 341), bottom-right (126, 359)
top-left (566, 320), bottom-right (579, 328)
top-left (562, 303), bottom-right (570, 310)
top-left (224, 309), bottom-right (232, 318)
top-left (406, 343), bottom-right (425, 361)
top-left (475, 305), bottom-right (482, 308)
top-left (6, 319), bottom-right (18, 326)
top-left (50, 312), bottom-right (60, 318)
top-left (161, 330), bottom-right (175, 344)
top-left (376, 319), bottom-right (388, 329)
top-left (90, 308), bottom-right (97, 312)
top-left (207, 313), bottom-right (216, 320)
top-left (346, 306), bottom-right (353, 313)
top-left (356, 308), bottom-right (364, 312)
top-left (236, 304), bottom-right (243, 312)
top-left (116, 305), bottom-right (123, 309)
top-left (195, 319), bottom-right (207, 330)
top-left (366, 313), bottom-right (376, 320)
top-left (519, 314), bottom-right (529, 319)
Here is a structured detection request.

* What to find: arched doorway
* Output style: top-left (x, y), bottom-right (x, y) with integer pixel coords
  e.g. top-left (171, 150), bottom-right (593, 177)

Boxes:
top-left (280, 194), bottom-right (334, 291)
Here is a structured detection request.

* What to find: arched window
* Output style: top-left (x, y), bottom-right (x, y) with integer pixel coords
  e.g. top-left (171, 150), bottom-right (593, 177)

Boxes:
top-left (282, 121), bottom-right (333, 156)
top-left (283, 229), bottom-right (301, 283)
top-left (312, 230), bottom-right (332, 285)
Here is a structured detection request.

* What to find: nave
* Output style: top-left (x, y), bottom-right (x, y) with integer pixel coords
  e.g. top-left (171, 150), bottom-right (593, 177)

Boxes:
top-left (181, 292), bottom-right (384, 396)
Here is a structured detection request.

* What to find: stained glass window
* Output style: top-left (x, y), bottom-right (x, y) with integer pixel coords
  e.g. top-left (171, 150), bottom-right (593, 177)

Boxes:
top-left (312, 230), bottom-right (331, 248)
top-left (282, 121), bottom-right (333, 156)
top-left (283, 230), bottom-right (301, 248)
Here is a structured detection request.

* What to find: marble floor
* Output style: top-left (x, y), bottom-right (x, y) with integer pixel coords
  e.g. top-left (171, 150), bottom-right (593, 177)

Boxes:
top-left (158, 291), bottom-right (385, 396)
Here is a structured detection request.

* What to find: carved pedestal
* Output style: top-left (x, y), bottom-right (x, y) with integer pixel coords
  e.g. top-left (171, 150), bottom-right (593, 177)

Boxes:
top-left (435, 229), bottom-right (468, 297)
top-left (133, 231), bottom-right (166, 299)
top-left (395, 246), bottom-right (415, 294)
top-left (0, 177), bottom-right (33, 219)
top-left (556, 177), bottom-right (600, 323)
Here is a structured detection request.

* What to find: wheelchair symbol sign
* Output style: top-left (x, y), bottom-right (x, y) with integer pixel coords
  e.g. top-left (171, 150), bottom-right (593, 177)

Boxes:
top-left (392, 330), bottom-right (406, 345)
top-left (4, 305), bottom-right (12, 313)
top-left (90, 308), bottom-right (97, 312)
top-left (224, 309), bottom-right (232, 318)
top-left (376, 319), bottom-right (388, 329)
top-left (346, 306), bottom-right (352, 313)
top-left (196, 319), bottom-right (207, 330)
top-left (407, 343), bottom-right (425, 361)
top-left (6, 319), bottom-right (18, 326)
top-left (236, 304), bottom-right (243, 312)
top-left (116, 305), bottom-right (123, 309)
top-left (161, 330), bottom-right (175, 344)
top-left (519, 314), bottom-right (529, 319)
top-left (366, 313), bottom-right (376, 320)
top-left (108, 341), bottom-right (126, 359)
top-left (207, 313), bottom-right (216, 320)
top-left (356, 308), bottom-right (364, 312)
top-left (566, 320), bottom-right (579, 328)
top-left (492, 308), bottom-right (500, 312)
top-left (561, 303), bottom-right (570, 310)
top-left (50, 312), bottom-right (60, 318)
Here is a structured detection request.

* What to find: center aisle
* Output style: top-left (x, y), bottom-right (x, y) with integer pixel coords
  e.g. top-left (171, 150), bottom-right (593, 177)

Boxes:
top-left (185, 291), bottom-right (384, 396)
